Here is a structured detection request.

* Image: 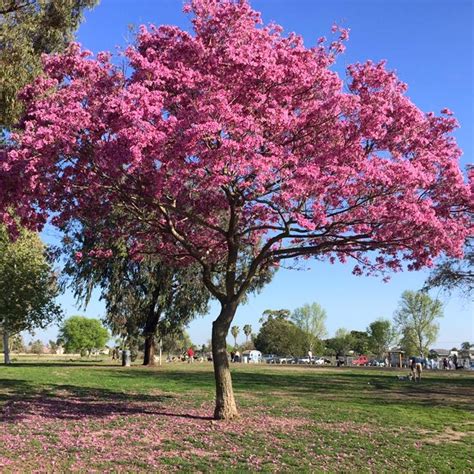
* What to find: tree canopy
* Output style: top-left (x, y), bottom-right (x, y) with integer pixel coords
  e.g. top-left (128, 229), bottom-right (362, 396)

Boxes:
top-left (243, 324), bottom-right (252, 342)
top-left (254, 311), bottom-right (311, 356)
top-left (0, 0), bottom-right (98, 130)
top-left (394, 290), bottom-right (443, 357)
top-left (0, 224), bottom-right (62, 363)
top-left (424, 236), bottom-right (473, 298)
top-left (58, 315), bottom-right (109, 355)
top-left (291, 302), bottom-right (327, 352)
top-left (325, 328), bottom-right (355, 357)
top-left (367, 319), bottom-right (395, 358)
top-left (230, 325), bottom-right (240, 347)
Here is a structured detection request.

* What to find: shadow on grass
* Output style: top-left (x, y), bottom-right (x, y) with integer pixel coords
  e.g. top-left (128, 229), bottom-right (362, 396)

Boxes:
top-left (1, 365), bottom-right (473, 425)
top-left (0, 379), bottom-right (213, 424)
top-left (108, 367), bottom-right (474, 411)
top-left (7, 361), bottom-right (120, 368)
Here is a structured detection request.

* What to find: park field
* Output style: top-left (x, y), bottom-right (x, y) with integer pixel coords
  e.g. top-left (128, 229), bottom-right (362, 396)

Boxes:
top-left (1, 358), bottom-right (473, 472)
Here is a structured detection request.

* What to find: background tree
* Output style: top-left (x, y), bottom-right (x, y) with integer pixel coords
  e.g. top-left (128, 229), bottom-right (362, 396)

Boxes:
top-left (424, 236), bottom-right (473, 298)
top-left (58, 315), bottom-right (109, 356)
top-left (349, 330), bottom-right (370, 355)
top-left (461, 341), bottom-right (471, 351)
top-left (291, 303), bottom-right (327, 353)
top-left (60, 219), bottom-right (210, 366)
top-left (48, 339), bottom-right (59, 354)
top-left (2, 0), bottom-right (470, 419)
top-left (0, 332), bottom-right (24, 353)
top-left (230, 326), bottom-right (240, 348)
top-left (10, 333), bottom-right (24, 353)
top-left (29, 339), bottom-right (44, 355)
top-left (0, 0), bottom-right (98, 130)
top-left (161, 329), bottom-right (192, 357)
top-left (399, 326), bottom-right (419, 358)
top-left (260, 309), bottom-right (291, 322)
top-left (325, 328), bottom-right (355, 358)
top-left (0, 225), bottom-right (62, 364)
top-left (394, 291), bottom-right (443, 357)
top-left (367, 319), bottom-right (395, 358)
top-left (254, 312), bottom-right (310, 356)
top-left (243, 324), bottom-right (252, 343)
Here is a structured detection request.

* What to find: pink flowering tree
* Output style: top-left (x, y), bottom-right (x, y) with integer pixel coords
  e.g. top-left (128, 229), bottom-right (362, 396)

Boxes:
top-left (1, 0), bottom-right (471, 419)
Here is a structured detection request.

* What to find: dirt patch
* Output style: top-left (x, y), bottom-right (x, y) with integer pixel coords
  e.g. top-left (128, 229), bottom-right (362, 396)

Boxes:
top-left (421, 428), bottom-right (469, 445)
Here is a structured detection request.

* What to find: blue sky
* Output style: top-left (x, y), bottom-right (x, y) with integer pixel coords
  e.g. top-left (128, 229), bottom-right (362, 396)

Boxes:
top-left (33, 0), bottom-right (473, 348)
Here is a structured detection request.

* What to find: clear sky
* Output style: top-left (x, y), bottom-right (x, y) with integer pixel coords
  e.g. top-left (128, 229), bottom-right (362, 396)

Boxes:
top-left (33, 0), bottom-right (473, 349)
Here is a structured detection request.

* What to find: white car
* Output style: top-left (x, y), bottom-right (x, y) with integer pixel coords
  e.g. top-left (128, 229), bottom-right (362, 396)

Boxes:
top-left (313, 357), bottom-right (327, 365)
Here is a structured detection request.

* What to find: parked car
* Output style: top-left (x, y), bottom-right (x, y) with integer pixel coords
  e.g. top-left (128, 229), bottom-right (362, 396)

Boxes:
top-left (296, 356), bottom-right (311, 364)
top-left (241, 350), bottom-right (262, 363)
top-left (352, 355), bottom-right (369, 366)
top-left (275, 355), bottom-right (294, 364)
top-left (313, 357), bottom-right (331, 365)
top-left (262, 354), bottom-right (277, 364)
top-left (368, 359), bottom-right (385, 367)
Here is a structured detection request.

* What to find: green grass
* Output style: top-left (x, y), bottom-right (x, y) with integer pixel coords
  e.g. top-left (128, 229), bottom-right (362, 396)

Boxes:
top-left (1, 357), bottom-right (473, 472)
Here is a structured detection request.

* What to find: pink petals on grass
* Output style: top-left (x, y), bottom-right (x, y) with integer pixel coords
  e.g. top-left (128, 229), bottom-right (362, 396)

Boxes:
top-left (0, 394), bottom-right (308, 472)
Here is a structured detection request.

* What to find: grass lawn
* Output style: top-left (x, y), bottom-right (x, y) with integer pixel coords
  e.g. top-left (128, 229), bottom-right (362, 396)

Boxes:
top-left (1, 357), bottom-right (473, 472)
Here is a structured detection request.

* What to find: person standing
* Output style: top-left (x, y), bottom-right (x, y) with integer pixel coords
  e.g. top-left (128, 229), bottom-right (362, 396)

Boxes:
top-left (187, 347), bottom-right (195, 363)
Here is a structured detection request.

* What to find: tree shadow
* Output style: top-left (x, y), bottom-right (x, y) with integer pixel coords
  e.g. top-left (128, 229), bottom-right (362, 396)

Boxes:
top-left (7, 361), bottom-right (120, 368)
top-left (1, 366), bottom-right (473, 425)
top-left (0, 379), bottom-right (214, 424)
top-left (111, 367), bottom-right (474, 411)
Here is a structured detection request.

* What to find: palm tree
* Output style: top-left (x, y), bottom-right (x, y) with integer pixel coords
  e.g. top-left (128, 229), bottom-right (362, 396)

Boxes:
top-left (231, 326), bottom-right (240, 348)
top-left (461, 341), bottom-right (471, 351)
top-left (243, 324), bottom-right (252, 343)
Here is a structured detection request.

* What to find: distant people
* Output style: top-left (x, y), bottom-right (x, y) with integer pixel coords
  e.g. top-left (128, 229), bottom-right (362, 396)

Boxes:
top-left (410, 357), bottom-right (422, 382)
top-left (230, 350), bottom-right (236, 362)
top-left (308, 350), bottom-right (313, 361)
top-left (443, 358), bottom-right (448, 370)
top-left (187, 347), bottom-right (195, 363)
top-left (453, 354), bottom-right (458, 369)
top-left (234, 350), bottom-right (241, 363)
top-left (384, 357), bottom-right (390, 368)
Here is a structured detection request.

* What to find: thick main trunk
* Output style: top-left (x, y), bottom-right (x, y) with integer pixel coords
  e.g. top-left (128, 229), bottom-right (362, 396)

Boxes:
top-left (3, 330), bottom-right (10, 365)
top-left (212, 302), bottom-right (239, 420)
top-left (143, 334), bottom-right (156, 366)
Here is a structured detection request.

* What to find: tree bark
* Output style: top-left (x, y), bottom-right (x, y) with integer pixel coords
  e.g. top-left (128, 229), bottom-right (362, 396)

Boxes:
top-left (143, 334), bottom-right (156, 366)
top-left (3, 330), bottom-right (11, 365)
top-left (212, 302), bottom-right (239, 420)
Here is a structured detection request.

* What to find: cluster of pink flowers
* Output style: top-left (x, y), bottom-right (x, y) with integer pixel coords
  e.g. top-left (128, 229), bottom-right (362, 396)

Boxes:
top-left (0, 0), bottom-right (471, 283)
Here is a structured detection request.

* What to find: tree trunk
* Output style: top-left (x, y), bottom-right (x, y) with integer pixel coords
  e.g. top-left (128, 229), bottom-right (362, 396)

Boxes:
top-left (142, 292), bottom-right (162, 366)
top-left (143, 334), bottom-right (156, 366)
top-left (3, 330), bottom-right (11, 365)
top-left (212, 302), bottom-right (239, 420)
